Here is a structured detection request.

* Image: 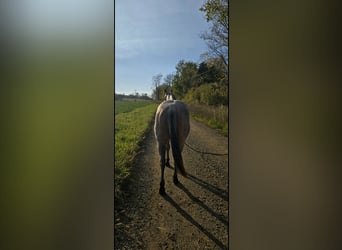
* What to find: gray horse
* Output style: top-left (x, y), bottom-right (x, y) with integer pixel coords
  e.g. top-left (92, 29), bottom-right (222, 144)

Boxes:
top-left (154, 96), bottom-right (190, 195)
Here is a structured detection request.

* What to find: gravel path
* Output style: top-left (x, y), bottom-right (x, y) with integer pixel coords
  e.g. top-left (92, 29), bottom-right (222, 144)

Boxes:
top-left (115, 117), bottom-right (228, 249)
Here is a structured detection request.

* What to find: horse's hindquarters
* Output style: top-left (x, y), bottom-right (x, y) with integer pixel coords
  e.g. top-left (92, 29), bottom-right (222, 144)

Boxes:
top-left (155, 100), bottom-right (190, 192)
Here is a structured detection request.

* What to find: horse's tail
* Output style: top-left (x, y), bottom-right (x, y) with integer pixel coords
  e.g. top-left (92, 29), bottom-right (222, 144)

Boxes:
top-left (168, 107), bottom-right (187, 177)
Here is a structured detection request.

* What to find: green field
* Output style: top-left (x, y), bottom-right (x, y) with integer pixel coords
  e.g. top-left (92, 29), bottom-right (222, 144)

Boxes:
top-left (115, 100), bottom-right (158, 199)
top-left (115, 100), bottom-right (152, 115)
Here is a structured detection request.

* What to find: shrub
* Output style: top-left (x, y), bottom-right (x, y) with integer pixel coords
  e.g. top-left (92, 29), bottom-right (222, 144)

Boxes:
top-left (184, 83), bottom-right (228, 106)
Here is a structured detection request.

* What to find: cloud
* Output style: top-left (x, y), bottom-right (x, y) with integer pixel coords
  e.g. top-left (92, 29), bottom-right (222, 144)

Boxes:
top-left (115, 39), bottom-right (143, 59)
top-left (115, 35), bottom-right (197, 60)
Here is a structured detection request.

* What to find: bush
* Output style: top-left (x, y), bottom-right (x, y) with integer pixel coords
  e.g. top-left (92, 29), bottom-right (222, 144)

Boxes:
top-left (184, 82), bottom-right (228, 106)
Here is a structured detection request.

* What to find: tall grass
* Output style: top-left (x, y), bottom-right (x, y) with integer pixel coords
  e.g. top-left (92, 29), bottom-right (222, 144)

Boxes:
top-left (188, 103), bottom-right (228, 136)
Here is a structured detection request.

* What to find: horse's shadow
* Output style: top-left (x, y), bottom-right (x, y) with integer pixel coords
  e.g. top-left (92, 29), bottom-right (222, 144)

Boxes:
top-left (176, 182), bottom-right (228, 227)
top-left (187, 173), bottom-right (228, 201)
top-left (163, 165), bottom-right (228, 249)
top-left (161, 193), bottom-right (228, 250)
top-left (166, 165), bottom-right (228, 201)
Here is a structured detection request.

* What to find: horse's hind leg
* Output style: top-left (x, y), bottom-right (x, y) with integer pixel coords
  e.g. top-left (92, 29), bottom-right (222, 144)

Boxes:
top-left (158, 143), bottom-right (166, 195)
top-left (173, 141), bottom-right (185, 185)
top-left (165, 142), bottom-right (170, 167)
top-left (173, 165), bottom-right (179, 184)
top-left (174, 141), bottom-right (186, 184)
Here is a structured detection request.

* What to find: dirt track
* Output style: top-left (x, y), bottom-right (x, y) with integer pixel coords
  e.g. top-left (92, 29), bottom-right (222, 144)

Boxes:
top-left (115, 117), bottom-right (228, 249)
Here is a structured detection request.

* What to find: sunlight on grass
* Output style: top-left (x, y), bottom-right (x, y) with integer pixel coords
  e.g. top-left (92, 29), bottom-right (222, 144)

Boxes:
top-left (189, 103), bottom-right (228, 136)
top-left (114, 102), bottom-right (158, 198)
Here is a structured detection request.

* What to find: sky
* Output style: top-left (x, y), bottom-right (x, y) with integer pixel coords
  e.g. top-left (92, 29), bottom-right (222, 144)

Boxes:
top-left (115, 0), bottom-right (211, 96)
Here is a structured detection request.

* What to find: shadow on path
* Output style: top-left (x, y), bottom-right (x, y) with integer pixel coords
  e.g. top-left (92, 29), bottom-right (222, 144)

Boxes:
top-left (188, 173), bottom-right (228, 201)
top-left (161, 193), bottom-right (228, 250)
top-left (176, 182), bottom-right (228, 227)
top-left (166, 164), bottom-right (228, 201)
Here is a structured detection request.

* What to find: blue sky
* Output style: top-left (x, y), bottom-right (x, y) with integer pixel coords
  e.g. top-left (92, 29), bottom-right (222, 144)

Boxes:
top-left (115, 0), bottom-right (211, 95)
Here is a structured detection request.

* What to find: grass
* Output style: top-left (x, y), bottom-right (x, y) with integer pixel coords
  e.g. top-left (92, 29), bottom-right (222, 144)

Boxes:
top-left (115, 100), bottom-right (152, 115)
top-left (115, 101), bottom-right (158, 200)
top-left (188, 103), bottom-right (228, 136)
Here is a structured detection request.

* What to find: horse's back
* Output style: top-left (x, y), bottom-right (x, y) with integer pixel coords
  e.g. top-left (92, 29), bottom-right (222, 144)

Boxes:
top-left (156, 100), bottom-right (189, 125)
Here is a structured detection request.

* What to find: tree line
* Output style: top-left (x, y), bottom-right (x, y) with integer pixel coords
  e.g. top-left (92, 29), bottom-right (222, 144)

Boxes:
top-left (152, 0), bottom-right (228, 106)
top-left (115, 93), bottom-right (152, 101)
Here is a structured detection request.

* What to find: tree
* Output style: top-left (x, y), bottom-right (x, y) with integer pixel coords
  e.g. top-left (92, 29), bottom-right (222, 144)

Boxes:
top-left (199, 0), bottom-right (228, 69)
top-left (152, 84), bottom-right (169, 101)
top-left (197, 60), bottom-right (225, 85)
top-left (152, 73), bottom-right (163, 100)
top-left (172, 60), bottom-right (198, 99)
top-left (163, 74), bottom-right (175, 89)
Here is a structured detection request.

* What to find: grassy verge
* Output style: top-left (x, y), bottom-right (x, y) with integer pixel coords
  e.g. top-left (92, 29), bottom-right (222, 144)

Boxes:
top-left (114, 103), bottom-right (158, 200)
top-left (188, 103), bottom-right (228, 136)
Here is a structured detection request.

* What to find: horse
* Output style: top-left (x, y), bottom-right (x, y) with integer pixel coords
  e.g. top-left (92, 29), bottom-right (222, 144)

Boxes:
top-left (154, 97), bottom-right (190, 195)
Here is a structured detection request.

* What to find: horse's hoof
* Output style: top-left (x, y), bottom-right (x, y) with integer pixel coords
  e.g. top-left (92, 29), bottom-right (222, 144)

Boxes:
top-left (159, 187), bottom-right (165, 195)
top-left (173, 176), bottom-right (179, 185)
